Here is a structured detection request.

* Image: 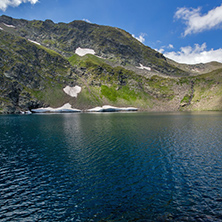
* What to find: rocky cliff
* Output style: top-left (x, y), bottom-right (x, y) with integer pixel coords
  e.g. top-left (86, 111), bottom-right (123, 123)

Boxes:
top-left (0, 15), bottom-right (222, 113)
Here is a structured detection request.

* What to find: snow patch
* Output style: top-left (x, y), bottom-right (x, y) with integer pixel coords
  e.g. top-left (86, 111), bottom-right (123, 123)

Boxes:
top-left (63, 85), bottom-right (81, 97)
top-left (0, 27), bottom-right (3, 30)
top-left (87, 105), bottom-right (138, 112)
top-left (28, 39), bottom-right (41, 45)
top-left (75, 47), bottom-right (95, 56)
top-left (87, 106), bottom-right (104, 112)
top-left (136, 63), bottom-right (151, 71)
top-left (3, 23), bottom-right (15, 28)
top-left (51, 103), bottom-right (81, 112)
top-left (31, 107), bottom-right (53, 113)
top-left (20, 111), bottom-right (32, 114)
top-left (31, 103), bottom-right (81, 113)
top-left (191, 68), bottom-right (200, 72)
top-left (31, 104), bottom-right (137, 113)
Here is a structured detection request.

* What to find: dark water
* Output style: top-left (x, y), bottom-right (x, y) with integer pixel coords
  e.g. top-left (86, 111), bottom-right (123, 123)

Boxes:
top-left (0, 112), bottom-right (222, 221)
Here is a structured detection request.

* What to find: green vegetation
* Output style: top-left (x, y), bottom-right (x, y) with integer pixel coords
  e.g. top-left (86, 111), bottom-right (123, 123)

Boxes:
top-left (30, 20), bottom-right (43, 28)
top-left (1, 15), bottom-right (222, 113)
top-left (101, 85), bottom-right (117, 102)
top-left (181, 94), bottom-right (191, 104)
top-left (0, 30), bottom-right (73, 113)
top-left (100, 85), bottom-right (137, 102)
top-left (69, 54), bottom-right (104, 66)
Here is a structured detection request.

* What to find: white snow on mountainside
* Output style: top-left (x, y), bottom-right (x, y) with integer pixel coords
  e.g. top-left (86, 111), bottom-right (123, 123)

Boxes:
top-left (136, 64), bottom-right (151, 71)
top-left (75, 47), bottom-right (95, 56)
top-left (31, 103), bottom-right (81, 113)
top-left (63, 86), bottom-right (82, 97)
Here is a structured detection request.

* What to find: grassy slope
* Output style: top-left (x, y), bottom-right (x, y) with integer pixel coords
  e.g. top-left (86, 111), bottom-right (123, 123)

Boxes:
top-left (0, 15), bottom-right (221, 112)
top-left (0, 31), bottom-right (76, 112)
top-left (68, 54), bottom-right (222, 111)
top-left (190, 69), bottom-right (222, 110)
top-left (68, 54), bottom-right (153, 109)
top-left (68, 54), bottom-right (184, 110)
top-left (0, 15), bottom-right (186, 76)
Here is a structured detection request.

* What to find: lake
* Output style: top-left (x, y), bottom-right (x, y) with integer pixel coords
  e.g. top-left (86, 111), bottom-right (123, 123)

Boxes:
top-left (0, 112), bottom-right (222, 221)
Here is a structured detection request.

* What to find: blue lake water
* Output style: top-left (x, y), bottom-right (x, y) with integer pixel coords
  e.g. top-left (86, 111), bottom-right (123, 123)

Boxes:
top-left (0, 112), bottom-right (222, 221)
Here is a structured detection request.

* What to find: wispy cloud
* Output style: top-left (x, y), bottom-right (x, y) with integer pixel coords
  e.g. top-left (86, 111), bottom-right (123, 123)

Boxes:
top-left (175, 4), bottom-right (222, 36)
top-left (83, 18), bottom-right (91, 23)
top-left (155, 44), bottom-right (174, 53)
top-left (0, 0), bottom-right (38, 11)
top-left (132, 33), bottom-right (146, 43)
top-left (164, 43), bottom-right (222, 64)
top-left (157, 48), bottom-right (164, 53)
top-left (168, 44), bottom-right (174, 49)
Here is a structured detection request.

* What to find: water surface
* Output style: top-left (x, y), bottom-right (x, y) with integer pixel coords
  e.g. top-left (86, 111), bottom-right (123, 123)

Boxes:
top-left (0, 112), bottom-right (222, 221)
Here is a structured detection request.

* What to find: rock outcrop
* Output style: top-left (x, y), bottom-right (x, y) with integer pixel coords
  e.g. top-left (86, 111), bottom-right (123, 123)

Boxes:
top-left (0, 15), bottom-right (222, 113)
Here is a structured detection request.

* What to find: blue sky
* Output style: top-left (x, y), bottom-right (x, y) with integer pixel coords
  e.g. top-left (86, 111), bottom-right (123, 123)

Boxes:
top-left (1, 0), bottom-right (222, 64)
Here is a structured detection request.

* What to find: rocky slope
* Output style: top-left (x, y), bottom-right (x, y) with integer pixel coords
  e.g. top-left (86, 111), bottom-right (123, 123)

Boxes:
top-left (0, 30), bottom-right (77, 113)
top-left (0, 15), bottom-right (185, 76)
top-left (0, 15), bottom-right (222, 113)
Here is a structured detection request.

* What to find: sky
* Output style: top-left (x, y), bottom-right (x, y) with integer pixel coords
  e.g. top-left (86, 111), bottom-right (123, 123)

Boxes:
top-left (0, 0), bottom-right (222, 64)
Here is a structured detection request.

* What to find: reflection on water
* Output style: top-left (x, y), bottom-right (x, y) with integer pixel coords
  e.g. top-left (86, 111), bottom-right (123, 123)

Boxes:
top-left (0, 112), bottom-right (222, 221)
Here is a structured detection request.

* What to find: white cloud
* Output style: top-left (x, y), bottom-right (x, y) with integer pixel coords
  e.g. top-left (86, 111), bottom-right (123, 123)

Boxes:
top-left (175, 4), bottom-right (222, 36)
top-left (132, 33), bottom-right (146, 43)
top-left (155, 44), bottom-right (174, 53)
top-left (0, 0), bottom-right (38, 11)
top-left (164, 43), bottom-right (222, 64)
top-left (83, 18), bottom-right (91, 23)
top-left (155, 48), bottom-right (164, 53)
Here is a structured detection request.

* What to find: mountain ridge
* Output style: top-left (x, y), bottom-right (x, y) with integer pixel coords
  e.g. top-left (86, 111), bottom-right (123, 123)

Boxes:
top-left (0, 15), bottom-right (185, 75)
top-left (0, 15), bottom-right (222, 113)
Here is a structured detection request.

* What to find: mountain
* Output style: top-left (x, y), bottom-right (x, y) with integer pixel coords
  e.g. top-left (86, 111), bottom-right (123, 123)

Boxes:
top-left (0, 15), bottom-right (222, 113)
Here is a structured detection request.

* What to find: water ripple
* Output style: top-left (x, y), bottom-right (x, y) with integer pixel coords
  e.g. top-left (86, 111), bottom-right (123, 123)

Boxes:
top-left (0, 113), bottom-right (222, 221)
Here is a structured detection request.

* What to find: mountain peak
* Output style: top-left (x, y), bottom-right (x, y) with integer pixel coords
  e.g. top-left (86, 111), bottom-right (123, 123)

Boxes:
top-left (1, 16), bottom-right (221, 113)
